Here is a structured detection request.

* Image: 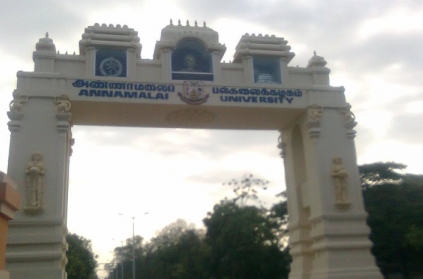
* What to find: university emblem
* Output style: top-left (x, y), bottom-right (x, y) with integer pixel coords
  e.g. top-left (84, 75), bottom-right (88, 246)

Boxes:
top-left (177, 81), bottom-right (209, 105)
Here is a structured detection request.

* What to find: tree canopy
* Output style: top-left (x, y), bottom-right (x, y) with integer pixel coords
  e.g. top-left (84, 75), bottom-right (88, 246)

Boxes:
top-left (362, 163), bottom-right (423, 278)
top-left (103, 164), bottom-right (422, 279)
top-left (66, 233), bottom-right (98, 279)
top-left (204, 200), bottom-right (290, 279)
top-left (106, 175), bottom-right (290, 279)
top-left (359, 161), bottom-right (406, 189)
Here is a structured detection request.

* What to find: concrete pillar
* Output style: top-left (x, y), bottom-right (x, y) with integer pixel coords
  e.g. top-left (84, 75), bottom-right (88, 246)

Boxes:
top-left (0, 172), bottom-right (21, 279)
top-left (160, 48), bottom-right (172, 82)
top-left (6, 94), bottom-right (71, 279)
top-left (280, 127), bottom-right (313, 279)
top-left (280, 103), bottom-right (383, 279)
top-left (212, 51), bottom-right (222, 83)
top-left (241, 55), bottom-right (254, 84)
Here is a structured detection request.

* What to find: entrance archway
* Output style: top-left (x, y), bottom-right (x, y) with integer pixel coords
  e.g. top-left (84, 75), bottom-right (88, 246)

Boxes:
top-left (6, 22), bottom-right (382, 279)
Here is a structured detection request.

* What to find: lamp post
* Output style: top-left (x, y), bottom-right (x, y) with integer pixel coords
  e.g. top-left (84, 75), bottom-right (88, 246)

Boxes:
top-left (111, 239), bottom-right (124, 279)
top-left (132, 217), bottom-right (135, 279)
top-left (121, 241), bottom-right (124, 279)
top-left (119, 212), bottom-right (149, 279)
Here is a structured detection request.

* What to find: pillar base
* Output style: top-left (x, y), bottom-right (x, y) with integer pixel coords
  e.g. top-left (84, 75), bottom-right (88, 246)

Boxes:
top-left (309, 267), bottom-right (382, 279)
top-left (306, 214), bottom-right (383, 279)
top-left (0, 271), bottom-right (10, 279)
top-left (6, 219), bottom-right (67, 279)
top-left (7, 266), bottom-right (66, 279)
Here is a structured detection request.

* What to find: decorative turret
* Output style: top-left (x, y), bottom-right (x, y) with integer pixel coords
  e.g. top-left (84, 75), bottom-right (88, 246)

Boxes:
top-left (33, 33), bottom-right (56, 72)
top-left (35, 32), bottom-right (56, 53)
top-left (307, 51), bottom-right (330, 85)
top-left (79, 23), bottom-right (142, 58)
top-left (153, 19), bottom-right (226, 60)
top-left (233, 33), bottom-right (295, 63)
top-left (307, 51), bottom-right (327, 69)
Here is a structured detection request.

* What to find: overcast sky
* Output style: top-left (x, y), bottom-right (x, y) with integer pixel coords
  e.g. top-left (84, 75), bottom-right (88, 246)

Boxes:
top-left (1, 0), bottom-right (422, 277)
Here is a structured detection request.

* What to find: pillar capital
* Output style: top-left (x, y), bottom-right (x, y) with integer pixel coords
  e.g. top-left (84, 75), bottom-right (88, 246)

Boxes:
top-left (339, 103), bottom-right (357, 139)
top-left (304, 104), bottom-right (323, 140)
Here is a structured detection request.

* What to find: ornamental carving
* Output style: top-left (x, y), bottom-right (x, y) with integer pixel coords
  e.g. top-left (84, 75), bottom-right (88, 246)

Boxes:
top-left (24, 152), bottom-right (45, 214)
top-left (330, 156), bottom-right (351, 209)
top-left (9, 95), bottom-right (28, 113)
top-left (69, 130), bottom-right (75, 156)
top-left (339, 103), bottom-right (357, 129)
top-left (166, 108), bottom-right (215, 127)
top-left (55, 94), bottom-right (71, 113)
top-left (277, 131), bottom-right (290, 159)
top-left (305, 104), bottom-right (323, 139)
top-left (307, 104), bottom-right (323, 122)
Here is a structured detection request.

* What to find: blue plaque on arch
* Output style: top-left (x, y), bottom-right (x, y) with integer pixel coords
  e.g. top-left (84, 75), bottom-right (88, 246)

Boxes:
top-left (95, 48), bottom-right (127, 77)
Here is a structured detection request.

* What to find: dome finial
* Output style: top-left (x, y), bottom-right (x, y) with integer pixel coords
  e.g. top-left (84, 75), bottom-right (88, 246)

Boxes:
top-left (195, 20), bottom-right (198, 27)
top-left (178, 19), bottom-right (181, 26)
top-left (203, 21), bottom-right (207, 27)
top-left (314, 50), bottom-right (317, 56)
top-left (170, 19), bottom-right (173, 25)
top-left (186, 20), bottom-right (190, 26)
top-left (46, 32), bottom-right (49, 38)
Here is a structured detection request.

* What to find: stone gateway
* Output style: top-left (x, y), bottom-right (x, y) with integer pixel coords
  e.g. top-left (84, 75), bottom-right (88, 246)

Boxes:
top-left (6, 22), bottom-right (382, 279)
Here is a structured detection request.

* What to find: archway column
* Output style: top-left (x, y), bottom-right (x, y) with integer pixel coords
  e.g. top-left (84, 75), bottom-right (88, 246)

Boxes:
top-left (280, 127), bottom-right (313, 279)
top-left (6, 93), bottom-right (72, 279)
top-left (280, 104), bottom-right (383, 279)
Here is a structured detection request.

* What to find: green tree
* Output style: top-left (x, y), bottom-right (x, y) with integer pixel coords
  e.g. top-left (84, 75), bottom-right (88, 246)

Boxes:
top-left (223, 174), bottom-right (269, 207)
top-left (203, 200), bottom-right (290, 279)
top-left (66, 233), bottom-right (98, 279)
top-left (108, 219), bottom-right (209, 279)
top-left (150, 219), bottom-right (196, 249)
top-left (146, 219), bottom-right (209, 279)
top-left (109, 235), bottom-right (145, 279)
top-left (147, 224), bottom-right (209, 279)
top-left (361, 162), bottom-right (423, 278)
top-left (359, 161), bottom-right (406, 190)
top-left (267, 192), bottom-right (289, 249)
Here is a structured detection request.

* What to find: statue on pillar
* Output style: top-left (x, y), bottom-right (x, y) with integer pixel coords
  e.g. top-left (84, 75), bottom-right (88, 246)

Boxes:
top-left (331, 156), bottom-right (349, 205)
top-left (24, 152), bottom-right (45, 213)
top-left (55, 94), bottom-right (71, 113)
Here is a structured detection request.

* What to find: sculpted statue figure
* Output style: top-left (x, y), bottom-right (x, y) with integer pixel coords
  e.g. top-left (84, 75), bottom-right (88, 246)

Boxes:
top-left (25, 152), bottom-right (45, 210)
top-left (55, 94), bottom-right (71, 113)
top-left (331, 156), bottom-right (348, 203)
top-left (180, 54), bottom-right (198, 72)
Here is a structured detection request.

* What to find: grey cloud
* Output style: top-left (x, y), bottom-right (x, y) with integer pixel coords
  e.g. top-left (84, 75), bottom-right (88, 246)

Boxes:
top-left (187, 170), bottom-right (283, 207)
top-left (177, 0), bottom-right (412, 39)
top-left (73, 126), bottom-right (280, 160)
top-left (184, 130), bottom-right (280, 159)
top-left (187, 169), bottom-right (256, 185)
top-left (388, 113), bottom-right (423, 143)
top-left (354, 124), bottom-right (377, 155)
top-left (175, 0), bottom-right (423, 90)
top-left (0, 1), bottom-right (85, 58)
top-left (333, 32), bottom-right (423, 77)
